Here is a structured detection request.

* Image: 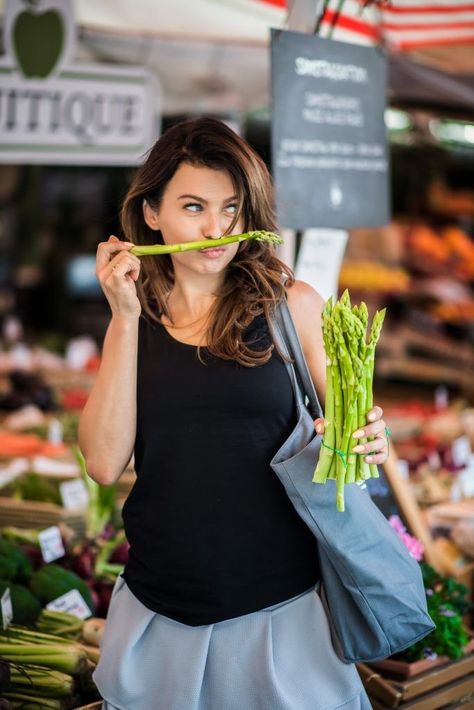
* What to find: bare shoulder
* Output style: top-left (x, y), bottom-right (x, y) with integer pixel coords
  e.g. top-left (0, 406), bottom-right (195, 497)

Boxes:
top-left (286, 280), bottom-right (324, 326)
top-left (285, 280), bottom-right (327, 401)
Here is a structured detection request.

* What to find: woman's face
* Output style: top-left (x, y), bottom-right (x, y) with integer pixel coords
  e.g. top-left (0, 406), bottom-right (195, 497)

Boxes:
top-left (143, 163), bottom-right (244, 277)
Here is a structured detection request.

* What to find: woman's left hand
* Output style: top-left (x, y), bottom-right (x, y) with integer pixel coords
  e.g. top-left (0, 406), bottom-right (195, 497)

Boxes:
top-left (314, 405), bottom-right (389, 465)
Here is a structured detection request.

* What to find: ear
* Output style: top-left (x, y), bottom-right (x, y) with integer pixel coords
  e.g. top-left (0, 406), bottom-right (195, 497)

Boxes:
top-left (142, 199), bottom-right (160, 231)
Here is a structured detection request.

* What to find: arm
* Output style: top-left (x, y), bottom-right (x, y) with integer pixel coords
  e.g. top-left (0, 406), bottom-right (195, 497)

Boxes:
top-left (78, 316), bottom-right (139, 485)
top-left (78, 235), bottom-right (142, 485)
top-left (286, 280), bottom-right (327, 407)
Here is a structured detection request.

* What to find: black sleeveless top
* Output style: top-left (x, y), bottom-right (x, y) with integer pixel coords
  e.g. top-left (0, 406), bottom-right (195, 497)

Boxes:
top-left (122, 313), bottom-right (320, 626)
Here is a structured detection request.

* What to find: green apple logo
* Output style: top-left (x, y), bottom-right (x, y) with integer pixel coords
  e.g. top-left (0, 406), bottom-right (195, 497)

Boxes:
top-left (12, 1), bottom-right (65, 78)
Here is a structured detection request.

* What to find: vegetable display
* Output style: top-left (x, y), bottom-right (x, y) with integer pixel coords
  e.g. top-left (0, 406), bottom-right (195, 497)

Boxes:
top-left (313, 290), bottom-right (386, 511)
top-left (0, 539), bottom-right (32, 583)
top-left (129, 230), bottom-right (283, 256)
top-left (0, 581), bottom-right (41, 626)
top-left (0, 620), bottom-right (101, 707)
top-left (29, 564), bottom-right (95, 613)
top-left (394, 563), bottom-right (472, 662)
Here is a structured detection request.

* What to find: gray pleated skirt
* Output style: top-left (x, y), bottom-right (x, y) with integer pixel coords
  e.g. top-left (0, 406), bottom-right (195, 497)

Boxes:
top-left (93, 576), bottom-right (371, 710)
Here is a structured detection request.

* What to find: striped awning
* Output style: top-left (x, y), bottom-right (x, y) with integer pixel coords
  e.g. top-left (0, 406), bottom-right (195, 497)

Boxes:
top-left (261, 0), bottom-right (474, 66)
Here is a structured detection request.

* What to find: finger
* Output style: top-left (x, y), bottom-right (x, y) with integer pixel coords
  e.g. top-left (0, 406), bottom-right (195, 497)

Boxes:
top-left (352, 419), bottom-right (386, 440)
top-left (96, 236), bottom-right (135, 271)
top-left (367, 405), bottom-right (383, 423)
top-left (314, 418), bottom-right (325, 435)
top-left (364, 450), bottom-right (388, 465)
top-left (352, 435), bottom-right (387, 455)
top-left (106, 256), bottom-right (141, 282)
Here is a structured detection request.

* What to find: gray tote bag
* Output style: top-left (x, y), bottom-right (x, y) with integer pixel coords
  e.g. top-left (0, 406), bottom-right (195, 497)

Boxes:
top-left (269, 299), bottom-right (435, 663)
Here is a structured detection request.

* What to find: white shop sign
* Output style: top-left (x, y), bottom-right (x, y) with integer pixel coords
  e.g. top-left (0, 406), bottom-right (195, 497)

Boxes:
top-left (0, 0), bottom-right (159, 165)
top-left (295, 228), bottom-right (348, 302)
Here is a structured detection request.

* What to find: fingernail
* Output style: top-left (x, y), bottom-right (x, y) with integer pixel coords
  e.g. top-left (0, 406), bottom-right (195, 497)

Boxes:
top-left (315, 423), bottom-right (323, 434)
top-left (352, 445), bottom-right (364, 453)
top-left (365, 456), bottom-right (373, 463)
top-left (368, 412), bottom-right (376, 421)
top-left (352, 430), bottom-right (364, 438)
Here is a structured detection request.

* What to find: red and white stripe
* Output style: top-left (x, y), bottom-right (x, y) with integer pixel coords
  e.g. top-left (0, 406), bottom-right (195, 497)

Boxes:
top-left (315, 0), bottom-right (474, 50)
top-left (381, 1), bottom-right (474, 49)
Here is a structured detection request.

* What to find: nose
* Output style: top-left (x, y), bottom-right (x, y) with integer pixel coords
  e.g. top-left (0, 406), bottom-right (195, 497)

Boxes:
top-left (202, 211), bottom-right (222, 240)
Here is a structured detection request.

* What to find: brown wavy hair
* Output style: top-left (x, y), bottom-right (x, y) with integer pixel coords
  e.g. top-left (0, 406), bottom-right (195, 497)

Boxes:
top-left (120, 117), bottom-right (294, 366)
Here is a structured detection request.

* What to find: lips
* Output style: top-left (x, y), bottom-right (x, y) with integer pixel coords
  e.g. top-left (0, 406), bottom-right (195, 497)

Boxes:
top-left (199, 247), bottom-right (226, 258)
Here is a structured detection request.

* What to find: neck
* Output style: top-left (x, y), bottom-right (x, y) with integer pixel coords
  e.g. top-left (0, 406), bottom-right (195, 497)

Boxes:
top-left (167, 267), bottom-right (224, 322)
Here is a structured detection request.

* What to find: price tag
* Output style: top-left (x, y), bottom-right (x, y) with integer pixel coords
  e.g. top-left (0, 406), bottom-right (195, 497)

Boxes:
top-left (47, 589), bottom-right (92, 619)
top-left (60, 479), bottom-right (89, 509)
top-left (1, 588), bottom-right (13, 629)
top-left (48, 418), bottom-right (63, 444)
top-left (452, 436), bottom-right (472, 468)
top-left (38, 526), bottom-right (65, 563)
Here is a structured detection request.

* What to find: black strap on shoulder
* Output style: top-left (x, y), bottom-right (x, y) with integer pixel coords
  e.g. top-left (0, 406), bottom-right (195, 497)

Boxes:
top-left (273, 298), bottom-right (323, 420)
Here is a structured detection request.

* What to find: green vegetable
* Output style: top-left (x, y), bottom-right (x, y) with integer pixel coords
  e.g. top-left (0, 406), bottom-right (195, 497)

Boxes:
top-left (1, 624), bottom-right (73, 647)
top-left (8, 473), bottom-right (61, 506)
top-left (0, 643), bottom-right (87, 676)
top-left (313, 290), bottom-right (386, 511)
top-left (7, 664), bottom-right (74, 698)
top-left (129, 230), bottom-right (283, 256)
top-left (0, 528), bottom-right (40, 548)
top-left (94, 530), bottom-right (126, 582)
top-left (29, 565), bottom-right (94, 613)
top-left (74, 446), bottom-right (117, 539)
top-left (3, 691), bottom-right (67, 709)
top-left (395, 563), bottom-right (472, 662)
top-left (0, 538), bottom-right (32, 582)
top-left (36, 610), bottom-right (83, 640)
top-left (0, 580), bottom-right (41, 626)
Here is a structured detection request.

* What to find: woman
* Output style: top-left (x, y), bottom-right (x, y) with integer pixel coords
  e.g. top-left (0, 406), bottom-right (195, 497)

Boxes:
top-left (79, 117), bottom-right (388, 710)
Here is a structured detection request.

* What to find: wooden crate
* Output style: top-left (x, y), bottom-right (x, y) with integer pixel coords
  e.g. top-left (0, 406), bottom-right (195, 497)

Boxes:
top-left (359, 651), bottom-right (474, 709)
top-left (0, 496), bottom-right (87, 538)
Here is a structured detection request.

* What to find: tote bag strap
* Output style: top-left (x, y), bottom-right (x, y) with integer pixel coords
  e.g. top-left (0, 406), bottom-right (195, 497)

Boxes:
top-left (272, 298), bottom-right (323, 421)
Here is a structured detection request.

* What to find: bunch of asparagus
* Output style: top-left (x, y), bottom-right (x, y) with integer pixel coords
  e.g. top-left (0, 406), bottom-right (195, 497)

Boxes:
top-left (313, 290), bottom-right (386, 512)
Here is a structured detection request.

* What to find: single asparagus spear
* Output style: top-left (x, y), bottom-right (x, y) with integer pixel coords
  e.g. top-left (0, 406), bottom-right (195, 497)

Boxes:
top-left (365, 308), bottom-right (386, 478)
top-left (129, 230), bottom-right (283, 256)
top-left (313, 302), bottom-right (336, 483)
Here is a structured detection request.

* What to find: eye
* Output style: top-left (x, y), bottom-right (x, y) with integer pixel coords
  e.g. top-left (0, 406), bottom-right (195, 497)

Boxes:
top-left (184, 202), bottom-right (202, 212)
top-left (224, 204), bottom-right (237, 214)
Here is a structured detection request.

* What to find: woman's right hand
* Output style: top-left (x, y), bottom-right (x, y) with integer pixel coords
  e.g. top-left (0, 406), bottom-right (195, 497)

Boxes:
top-left (96, 235), bottom-right (142, 319)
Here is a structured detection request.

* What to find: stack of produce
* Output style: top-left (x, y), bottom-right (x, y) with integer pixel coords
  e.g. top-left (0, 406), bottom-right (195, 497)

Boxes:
top-left (0, 610), bottom-right (104, 708)
top-left (339, 261), bottom-right (410, 293)
top-left (408, 223), bottom-right (474, 280)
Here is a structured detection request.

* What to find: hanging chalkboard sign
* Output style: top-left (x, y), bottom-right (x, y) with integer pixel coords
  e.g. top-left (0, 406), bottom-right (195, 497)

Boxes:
top-left (271, 29), bottom-right (389, 230)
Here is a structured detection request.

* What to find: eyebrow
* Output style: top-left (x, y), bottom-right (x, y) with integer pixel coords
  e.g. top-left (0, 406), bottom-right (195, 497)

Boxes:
top-left (177, 194), bottom-right (238, 203)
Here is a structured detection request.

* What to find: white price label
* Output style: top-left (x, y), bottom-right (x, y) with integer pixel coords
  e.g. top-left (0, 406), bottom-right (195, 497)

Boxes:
top-left (47, 589), bottom-right (92, 619)
top-left (48, 418), bottom-right (63, 444)
top-left (1, 588), bottom-right (13, 629)
top-left (452, 436), bottom-right (472, 468)
top-left (60, 479), bottom-right (89, 509)
top-left (39, 526), bottom-right (65, 563)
